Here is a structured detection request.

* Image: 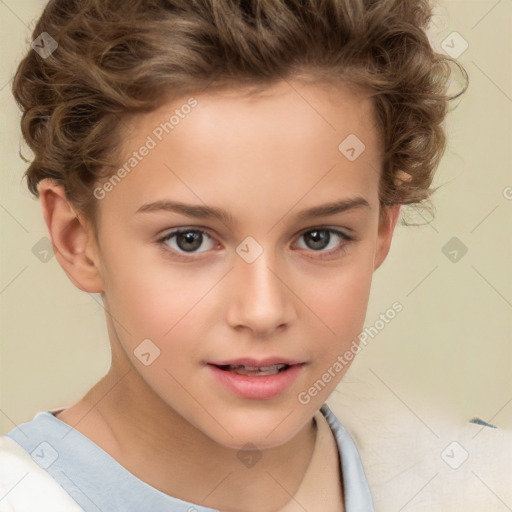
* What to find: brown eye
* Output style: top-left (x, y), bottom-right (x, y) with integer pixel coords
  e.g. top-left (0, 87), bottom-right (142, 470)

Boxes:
top-left (303, 229), bottom-right (331, 250)
top-left (175, 231), bottom-right (203, 252)
top-left (159, 228), bottom-right (215, 254)
top-left (295, 228), bottom-right (352, 254)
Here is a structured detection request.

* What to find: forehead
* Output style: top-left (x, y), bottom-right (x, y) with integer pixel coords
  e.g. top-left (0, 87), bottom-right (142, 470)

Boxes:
top-left (97, 79), bottom-right (381, 224)
top-left (122, 78), bottom-right (378, 155)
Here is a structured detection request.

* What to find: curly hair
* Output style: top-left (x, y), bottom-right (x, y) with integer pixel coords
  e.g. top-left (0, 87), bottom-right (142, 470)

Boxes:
top-left (13, 0), bottom-right (468, 229)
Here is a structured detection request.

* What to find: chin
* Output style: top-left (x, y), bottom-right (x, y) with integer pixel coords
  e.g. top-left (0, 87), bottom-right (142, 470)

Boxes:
top-left (197, 404), bottom-right (315, 451)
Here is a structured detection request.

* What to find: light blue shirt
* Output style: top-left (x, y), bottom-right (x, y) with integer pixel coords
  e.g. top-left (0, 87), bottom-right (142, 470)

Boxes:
top-left (7, 404), bottom-right (374, 511)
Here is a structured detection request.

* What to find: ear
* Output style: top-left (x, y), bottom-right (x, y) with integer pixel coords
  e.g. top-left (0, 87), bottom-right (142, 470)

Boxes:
top-left (37, 178), bottom-right (104, 293)
top-left (373, 204), bottom-right (401, 271)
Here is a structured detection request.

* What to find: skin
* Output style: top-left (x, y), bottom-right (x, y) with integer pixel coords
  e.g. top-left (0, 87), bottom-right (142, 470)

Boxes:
top-left (37, 78), bottom-right (401, 512)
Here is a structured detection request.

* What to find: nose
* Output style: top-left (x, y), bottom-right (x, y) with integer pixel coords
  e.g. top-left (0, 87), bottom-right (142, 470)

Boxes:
top-left (226, 250), bottom-right (296, 337)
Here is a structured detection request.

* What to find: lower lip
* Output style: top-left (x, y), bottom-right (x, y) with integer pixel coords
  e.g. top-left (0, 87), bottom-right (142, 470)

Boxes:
top-left (206, 364), bottom-right (304, 400)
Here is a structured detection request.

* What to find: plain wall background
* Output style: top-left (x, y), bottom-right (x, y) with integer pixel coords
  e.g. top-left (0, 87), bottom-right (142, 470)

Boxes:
top-left (1, 0), bottom-right (511, 436)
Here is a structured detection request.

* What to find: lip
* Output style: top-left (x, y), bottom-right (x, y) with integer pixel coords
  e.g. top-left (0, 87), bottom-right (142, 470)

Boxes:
top-left (207, 357), bottom-right (304, 367)
top-left (206, 360), bottom-right (305, 400)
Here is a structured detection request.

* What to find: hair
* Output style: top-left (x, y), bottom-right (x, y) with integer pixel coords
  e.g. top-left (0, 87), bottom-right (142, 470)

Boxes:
top-left (13, 0), bottom-right (468, 231)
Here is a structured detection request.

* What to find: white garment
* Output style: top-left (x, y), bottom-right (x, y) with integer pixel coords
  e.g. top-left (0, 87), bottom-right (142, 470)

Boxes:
top-left (327, 377), bottom-right (512, 511)
top-left (0, 436), bottom-right (83, 512)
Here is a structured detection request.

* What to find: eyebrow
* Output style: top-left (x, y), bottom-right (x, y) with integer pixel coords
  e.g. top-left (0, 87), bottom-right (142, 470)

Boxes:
top-left (135, 196), bottom-right (371, 224)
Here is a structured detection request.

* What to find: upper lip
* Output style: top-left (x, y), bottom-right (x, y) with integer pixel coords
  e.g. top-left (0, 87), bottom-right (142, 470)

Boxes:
top-left (207, 357), bottom-right (304, 367)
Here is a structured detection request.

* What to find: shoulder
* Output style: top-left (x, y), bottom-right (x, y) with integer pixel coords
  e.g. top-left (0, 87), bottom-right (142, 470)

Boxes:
top-left (0, 436), bottom-right (84, 512)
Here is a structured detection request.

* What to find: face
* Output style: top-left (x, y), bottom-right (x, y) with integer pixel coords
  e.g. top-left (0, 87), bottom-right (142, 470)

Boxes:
top-left (88, 79), bottom-right (399, 450)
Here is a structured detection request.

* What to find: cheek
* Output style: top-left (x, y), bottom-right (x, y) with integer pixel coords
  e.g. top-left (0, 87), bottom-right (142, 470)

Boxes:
top-left (294, 260), bottom-right (375, 406)
top-left (100, 264), bottom-right (230, 390)
top-left (303, 253), bottom-right (375, 340)
top-left (99, 237), bottom-right (215, 337)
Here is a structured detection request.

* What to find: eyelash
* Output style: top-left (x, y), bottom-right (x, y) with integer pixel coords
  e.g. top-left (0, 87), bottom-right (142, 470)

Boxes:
top-left (156, 226), bottom-right (354, 261)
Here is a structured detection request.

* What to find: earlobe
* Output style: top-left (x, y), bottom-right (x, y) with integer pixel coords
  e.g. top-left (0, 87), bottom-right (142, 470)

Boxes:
top-left (374, 204), bottom-right (401, 271)
top-left (37, 178), bottom-right (104, 293)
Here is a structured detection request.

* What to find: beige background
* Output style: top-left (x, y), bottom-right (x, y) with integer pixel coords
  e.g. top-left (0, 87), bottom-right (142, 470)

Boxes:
top-left (1, 0), bottom-right (511, 437)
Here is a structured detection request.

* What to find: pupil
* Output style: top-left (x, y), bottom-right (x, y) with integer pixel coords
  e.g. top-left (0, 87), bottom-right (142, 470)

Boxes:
top-left (177, 231), bottom-right (202, 252)
top-left (306, 230), bottom-right (329, 250)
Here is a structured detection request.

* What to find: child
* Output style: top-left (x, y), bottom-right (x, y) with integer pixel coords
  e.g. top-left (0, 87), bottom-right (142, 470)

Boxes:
top-left (0, 0), bottom-right (469, 510)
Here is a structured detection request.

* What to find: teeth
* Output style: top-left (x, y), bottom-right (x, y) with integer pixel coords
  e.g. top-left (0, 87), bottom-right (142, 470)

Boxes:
top-left (226, 363), bottom-right (288, 376)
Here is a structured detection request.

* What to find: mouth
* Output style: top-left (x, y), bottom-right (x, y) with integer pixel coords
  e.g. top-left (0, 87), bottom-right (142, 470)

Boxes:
top-left (206, 358), bottom-right (305, 400)
top-left (210, 363), bottom-right (292, 376)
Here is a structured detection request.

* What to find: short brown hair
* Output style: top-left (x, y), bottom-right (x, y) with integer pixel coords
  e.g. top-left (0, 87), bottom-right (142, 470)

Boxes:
top-left (13, 0), bottom-right (468, 229)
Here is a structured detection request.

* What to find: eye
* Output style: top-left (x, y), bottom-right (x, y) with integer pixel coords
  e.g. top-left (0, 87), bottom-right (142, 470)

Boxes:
top-left (158, 228), bottom-right (216, 255)
top-left (156, 226), bottom-right (353, 261)
top-left (295, 227), bottom-right (353, 255)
